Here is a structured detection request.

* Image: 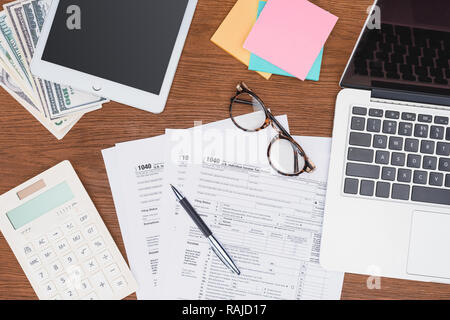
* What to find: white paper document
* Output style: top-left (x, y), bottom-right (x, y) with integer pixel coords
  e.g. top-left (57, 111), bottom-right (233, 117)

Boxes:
top-left (102, 135), bottom-right (166, 299)
top-left (101, 112), bottom-right (344, 300)
top-left (158, 134), bottom-right (343, 300)
top-left (102, 114), bottom-right (286, 299)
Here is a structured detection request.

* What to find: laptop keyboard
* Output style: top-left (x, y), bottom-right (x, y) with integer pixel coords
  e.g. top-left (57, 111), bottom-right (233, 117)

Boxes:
top-left (353, 24), bottom-right (450, 85)
top-left (344, 105), bottom-right (450, 206)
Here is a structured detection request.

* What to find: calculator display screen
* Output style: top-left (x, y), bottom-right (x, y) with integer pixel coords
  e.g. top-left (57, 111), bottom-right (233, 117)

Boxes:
top-left (6, 182), bottom-right (74, 230)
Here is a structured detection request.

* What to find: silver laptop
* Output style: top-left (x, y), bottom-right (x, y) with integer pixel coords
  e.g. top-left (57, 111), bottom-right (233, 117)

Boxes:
top-left (321, 0), bottom-right (450, 284)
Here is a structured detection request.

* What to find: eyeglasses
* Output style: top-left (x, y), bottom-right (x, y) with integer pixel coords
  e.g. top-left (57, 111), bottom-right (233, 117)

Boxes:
top-left (229, 82), bottom-right (316, 176)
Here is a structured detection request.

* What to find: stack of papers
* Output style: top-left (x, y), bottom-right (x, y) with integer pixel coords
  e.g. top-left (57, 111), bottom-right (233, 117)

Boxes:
top-left (102, 113), bottom-right (344, 300)
top-left (211, 0), bottom-right (338, 81)
top-left (0, 0), bottom-right (107, 139)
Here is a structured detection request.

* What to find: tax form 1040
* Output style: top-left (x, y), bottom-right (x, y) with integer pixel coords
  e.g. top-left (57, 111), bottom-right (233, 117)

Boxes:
top-left (157, 134), bottom-right (344, 300)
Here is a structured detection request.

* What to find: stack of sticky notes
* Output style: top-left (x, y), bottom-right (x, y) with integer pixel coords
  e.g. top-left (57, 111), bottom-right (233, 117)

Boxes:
top-left (211, 0), bottom-right (338, 81)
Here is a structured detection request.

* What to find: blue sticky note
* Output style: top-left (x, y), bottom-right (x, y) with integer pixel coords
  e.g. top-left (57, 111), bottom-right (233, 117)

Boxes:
top-left (248, 1), bottom-right (323, 81)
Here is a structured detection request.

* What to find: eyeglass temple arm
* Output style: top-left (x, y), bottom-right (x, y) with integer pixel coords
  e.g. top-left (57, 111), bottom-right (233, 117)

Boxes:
top-left (233, 98), bottom-right (253, 105)
top-left (268, 113), bottom-right (292, 141)
top-left (293, 147), bottom-right (299, 173)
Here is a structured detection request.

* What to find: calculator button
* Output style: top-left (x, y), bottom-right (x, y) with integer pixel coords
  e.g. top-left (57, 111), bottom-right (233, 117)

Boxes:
top-left (40, 247), bottom-right (56, 262)
top-left (49, 260), bottom-right (64, 276)
top-left (35, 269), bottom-right (49, 282)
top-left (90, 272), bottom-right (113, 298)
top-left (78, 278), bottom-right (92, 294)
top-left (62, 252), bottom-right (78, 266)
top-left (23, 243), bottom-right (34, 256)
top-left (67, 265), bottom-right (85, 282)
top-left (48, 228), bottom-right (63, 242)
top-left (69, 231), bottom-right (84, 246)
top-left (98, 250), bottom-right (113, 266)
top-left (83, 292), bottom-right (99, 300)
top-left (62, 288), bottom-right (78, 300)
top-left (76, 244), bottom-right (92, 261)
top-left (105, 264), bottom-right (120, 279)
top-left (111, 277), bottom-right (127, 292)
top-left (41, 281), bottom-right (57, 298)
top-left (55, 239), bottom-right (70, 254)
top-left (91, 237), bottom-right (105, 252)
top-left (55, 273), bottom-right (69, 289)
top-left (84, 224), bottom-right (98, 238)
top-left (63, 220), bottom-right (76, 234)
top-left (84, 257), bottom-right (99, 273)
top-left (77, 213), bottom-right (89, 224)
top-left (34, 236), bottom-right (48, 249)
top-left (28, 255), bottom-right (42, 270)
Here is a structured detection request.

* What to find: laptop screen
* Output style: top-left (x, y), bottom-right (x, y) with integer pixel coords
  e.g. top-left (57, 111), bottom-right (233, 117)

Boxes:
top-left (341, 0), bottom-right (450, 99)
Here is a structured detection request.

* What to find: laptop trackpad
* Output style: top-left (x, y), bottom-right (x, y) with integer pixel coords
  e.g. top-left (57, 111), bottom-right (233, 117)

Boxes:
top-left (407, 211), bottom-right (450, 279)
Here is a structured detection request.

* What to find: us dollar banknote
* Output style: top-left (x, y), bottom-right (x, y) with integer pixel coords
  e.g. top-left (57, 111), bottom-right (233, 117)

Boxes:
top-left (0, 65), bottom-right (83, 139)
top-left (4, 0), bottom-right (106, 119)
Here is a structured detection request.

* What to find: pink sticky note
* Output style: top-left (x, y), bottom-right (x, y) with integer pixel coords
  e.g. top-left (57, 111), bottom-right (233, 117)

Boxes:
top-left (244, 0), bottom-right (338, 80)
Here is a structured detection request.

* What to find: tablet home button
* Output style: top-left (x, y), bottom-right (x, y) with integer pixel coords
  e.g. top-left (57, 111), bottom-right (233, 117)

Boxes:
top-left (92, 85), bottom-right (102, 92)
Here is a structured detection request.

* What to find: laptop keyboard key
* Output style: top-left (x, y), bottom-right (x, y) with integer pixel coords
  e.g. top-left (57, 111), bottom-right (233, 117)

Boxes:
top-left (439, 158), bottom-right (450, 172)
top-left (404, 138), bottom-right (419, 152)
top-left (429, 172), bottom-right (444, 186)
top-left (430, 126), bottom-right (445, 140)
top-left (352, 106), bottom-right (367, 115)
top-left (401, 112), bottom-right (416, 121)
top-left (412, 186), bottom-right (450, 205)
top-left (389, 136), bottom-right (403, 150)
top-left (392, 184), bottom-right (410, 200)
top-left (369, 108), bottom-right (383, 117)
top-left (347, 147), bottom-right (374, 163)
top-left (367, 118), bottom-right (381, 132)
top-left (418, 114), bottom-right (432, 123)
top-left (446, 174), bottom-right (450, 187)
top-left (382, 167), bottom-right (396, 181)
top-left (346, 163), bottom-right (380, 179)
top-left (414, 124), bottom-right (428, 138)
top-left (376, 182), bottom-right (390, 198)
top-left (446, 127), bottom-right (450, 141)
top-left (402, 73), bottom-right (416, 81)
top-left (434, 116), bottom-right (449, 125)
top-left (360, 180), bottom-right (375, 196)
top-left (344, 178), bottom-right (359, 194)
top-left (398, 169), bottom-right (412, 183)
top-left (398, 122), bottom-right (413, 136)
top-left (420, 140), bottom-right (435, 154)
top-left (407, 154), bottom-right (421, 168)
top-left (422, 156), bottom-right (437, 170)
top-left (373, 135), bottom-right (387, 148)
top-left (437, 142), bottom-right (450, 156)
top-left (349, 132), bottom-right (372, 147)
top-left (413, 170), bottom-right (428, 184)
top-left (375, 151), bottom-right (390, 164)
top-left (419, 76), bottom-right (433, 83)
top-left (385, 111), bottom-right (400, 119)
top-left (383, 120), bottom-right (397, 134)
top-left (391, 152), bottom-right (406, 166)
top-left (351, 117), bottom-right (366, 131)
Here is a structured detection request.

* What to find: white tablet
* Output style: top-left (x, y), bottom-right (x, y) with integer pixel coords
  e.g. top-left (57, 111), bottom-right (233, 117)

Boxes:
top-left (31, 0), bottom-right (198, 114)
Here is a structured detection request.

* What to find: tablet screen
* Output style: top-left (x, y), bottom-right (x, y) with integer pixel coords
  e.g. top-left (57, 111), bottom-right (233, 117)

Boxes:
top-left (42, 0), bottom-right (189, 95)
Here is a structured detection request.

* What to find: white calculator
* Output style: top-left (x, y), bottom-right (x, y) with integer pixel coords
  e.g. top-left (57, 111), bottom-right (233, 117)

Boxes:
top-left (0, 161), bottom-right (137, 300)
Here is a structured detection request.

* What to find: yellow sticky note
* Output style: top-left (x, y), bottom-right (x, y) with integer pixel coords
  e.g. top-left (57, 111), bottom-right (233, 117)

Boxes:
top-left (211, 0), bottom-right (272, 80)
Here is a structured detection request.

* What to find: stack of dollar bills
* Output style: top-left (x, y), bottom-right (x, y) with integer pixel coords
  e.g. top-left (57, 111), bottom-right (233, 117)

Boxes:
top-left (0, 0), bottom-right (107, 140)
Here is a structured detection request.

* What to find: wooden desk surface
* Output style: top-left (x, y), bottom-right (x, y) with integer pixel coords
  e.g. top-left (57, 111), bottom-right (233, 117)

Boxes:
top-left (0, 0), bottom-right (449, 300)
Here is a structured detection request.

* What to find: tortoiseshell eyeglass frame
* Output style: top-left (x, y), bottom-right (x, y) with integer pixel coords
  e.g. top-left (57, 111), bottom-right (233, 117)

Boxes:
top-left (229, 82), bottom-right (316, 176)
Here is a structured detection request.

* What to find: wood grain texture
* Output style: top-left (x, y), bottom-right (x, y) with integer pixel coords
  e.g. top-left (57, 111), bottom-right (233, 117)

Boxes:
top-left (0, 0), bottom-right (448, 300)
